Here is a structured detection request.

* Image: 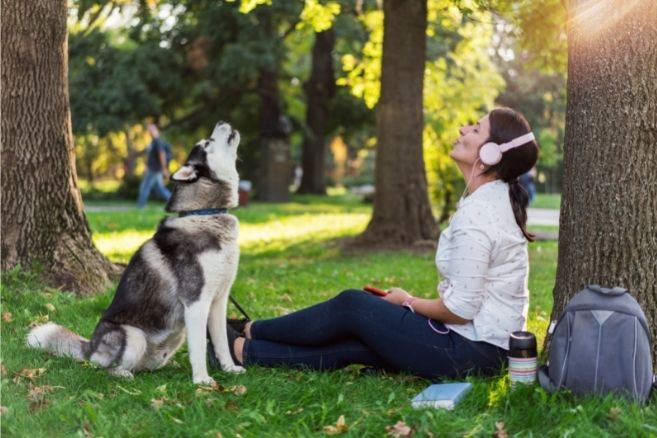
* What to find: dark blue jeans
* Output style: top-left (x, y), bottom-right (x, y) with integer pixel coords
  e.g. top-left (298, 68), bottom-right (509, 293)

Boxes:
top-left (244, 289), bottom-right (507, 380)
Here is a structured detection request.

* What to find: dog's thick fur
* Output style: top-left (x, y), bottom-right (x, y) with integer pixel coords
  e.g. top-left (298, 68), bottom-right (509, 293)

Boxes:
top-left (27, 122), bottom-right (243, 384)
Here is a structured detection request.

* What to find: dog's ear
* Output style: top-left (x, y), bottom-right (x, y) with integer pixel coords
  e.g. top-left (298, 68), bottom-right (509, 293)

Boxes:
top-left (171, 165), bottom-right (198, 182)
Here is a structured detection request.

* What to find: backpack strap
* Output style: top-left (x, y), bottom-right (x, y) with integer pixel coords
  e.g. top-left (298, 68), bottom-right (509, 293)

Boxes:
top-left (537, 365), bottom-right (557, 393)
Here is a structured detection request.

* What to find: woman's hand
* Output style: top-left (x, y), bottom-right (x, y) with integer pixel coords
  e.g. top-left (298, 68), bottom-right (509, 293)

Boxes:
top-left (382, 287), bottom-right (412, 305)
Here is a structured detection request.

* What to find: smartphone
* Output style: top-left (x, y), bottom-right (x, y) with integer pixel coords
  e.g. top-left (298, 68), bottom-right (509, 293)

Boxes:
top-left (363, 285), bottom-right (388, 297)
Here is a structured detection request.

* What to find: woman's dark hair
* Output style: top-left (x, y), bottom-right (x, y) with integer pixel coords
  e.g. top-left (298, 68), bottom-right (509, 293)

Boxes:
top-left (482, 107), bottom-right (539, 241)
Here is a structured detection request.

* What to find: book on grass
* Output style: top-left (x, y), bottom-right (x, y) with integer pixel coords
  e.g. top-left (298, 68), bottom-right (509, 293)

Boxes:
top-left (411, 382), bottom-right (472, 410)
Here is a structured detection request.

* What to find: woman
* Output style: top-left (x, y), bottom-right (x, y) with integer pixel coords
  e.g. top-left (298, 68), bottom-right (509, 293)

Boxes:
top-left (220, 107), bottom-right (539, 380)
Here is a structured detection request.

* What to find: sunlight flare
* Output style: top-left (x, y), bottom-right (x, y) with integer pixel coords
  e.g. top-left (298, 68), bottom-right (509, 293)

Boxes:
top-left (568, 0), bottom-right (643, 39)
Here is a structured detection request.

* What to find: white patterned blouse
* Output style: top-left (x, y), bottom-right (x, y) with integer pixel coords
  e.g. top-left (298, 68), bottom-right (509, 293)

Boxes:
top-left (436, 179), bottom-right (530, 350)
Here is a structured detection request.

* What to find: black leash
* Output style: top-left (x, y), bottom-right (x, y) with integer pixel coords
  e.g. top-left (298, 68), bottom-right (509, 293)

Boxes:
top-left (230, 295), bottom-right (251, 321)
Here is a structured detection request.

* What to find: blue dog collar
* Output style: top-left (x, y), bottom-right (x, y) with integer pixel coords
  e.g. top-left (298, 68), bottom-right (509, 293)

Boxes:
top-left (179, 208), bottom-right (228, 217)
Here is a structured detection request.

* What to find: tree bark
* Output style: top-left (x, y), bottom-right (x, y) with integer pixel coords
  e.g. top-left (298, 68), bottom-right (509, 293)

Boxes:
top-left (550, 0), bottom-right (657, 358)
top-left (297, 29), bottom-right (336, 195)
top-left (255, 9), bottom-right (291, 203)
top-left (123, 127), bottom-right (138, 179)
top-left (357, 0), bottom-right (438, 246)
top-left (1, 0), bottom-right (117, 294)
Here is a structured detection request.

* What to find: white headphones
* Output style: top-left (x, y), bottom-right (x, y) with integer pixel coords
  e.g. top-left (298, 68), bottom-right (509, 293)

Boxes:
top-left (479, 132), bottom-right (535, 166)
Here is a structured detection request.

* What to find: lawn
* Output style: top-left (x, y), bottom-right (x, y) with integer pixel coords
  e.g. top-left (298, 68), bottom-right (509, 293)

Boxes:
top-left (1, 195), bottom-right (654, 437)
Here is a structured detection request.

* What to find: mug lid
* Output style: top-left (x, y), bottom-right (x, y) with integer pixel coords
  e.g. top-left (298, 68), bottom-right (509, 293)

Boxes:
top-left (509, 331), bottom-right (537, 350)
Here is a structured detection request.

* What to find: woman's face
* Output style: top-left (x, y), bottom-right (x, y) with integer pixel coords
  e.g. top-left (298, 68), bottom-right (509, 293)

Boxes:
top-left (450, 115), bottom-right (491, 166)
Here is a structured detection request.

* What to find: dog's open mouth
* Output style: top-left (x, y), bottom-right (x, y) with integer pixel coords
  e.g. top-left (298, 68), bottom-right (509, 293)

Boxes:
top-left (227, 129), bottom-right (237, 145)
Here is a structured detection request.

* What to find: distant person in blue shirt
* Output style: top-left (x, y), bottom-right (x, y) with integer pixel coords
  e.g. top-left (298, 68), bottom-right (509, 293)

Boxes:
top-left (137, 123), bottom-right (172, 209)
top-left (519, 167), bottom-right (536, 205)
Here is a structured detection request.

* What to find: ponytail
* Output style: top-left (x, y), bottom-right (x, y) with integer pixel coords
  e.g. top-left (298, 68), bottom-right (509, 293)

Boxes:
top-left (507, 179), bottom-right (534, 241)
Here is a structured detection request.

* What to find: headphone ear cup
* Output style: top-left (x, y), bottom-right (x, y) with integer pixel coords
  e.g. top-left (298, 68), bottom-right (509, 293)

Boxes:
top-left (479, 142), bottom-right (502, 166)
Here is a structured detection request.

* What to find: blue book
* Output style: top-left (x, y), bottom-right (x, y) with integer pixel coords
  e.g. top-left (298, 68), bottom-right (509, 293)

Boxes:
top-left (411, 382), bottom-right (472, 410)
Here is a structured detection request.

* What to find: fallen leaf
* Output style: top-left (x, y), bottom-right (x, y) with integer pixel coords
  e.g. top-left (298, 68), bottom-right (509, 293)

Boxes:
top-left (82, 421), bottom-right (94, 438)
top-left (608, 407), bottom-right (621, 420)
top-left (323, 415), bottom-right (348, 435)
top-left (214, 433), bottom-right (223, 438)
top-left (280, 294), bottom-right (293, 302)
top-left (386, 421), bottom-right (414, 437)
top-left (196, 381), bottom-right (225, 393)
top-left (2, 312), bottom-right (12, 323)
top-left (27, 384), bottom-right (58, 412)
top-left (494, 421), bottom-right (508, 438)
top-left (156, 384), bottom-right (167, 393)
top-left (229, 385), bottom-right (247, 396)
top-left (150, 397), bottom-right (169, 410)
top-left (0, 406), bottom-right (8, 415)
top-left (225, 400), bottom-right (240, 412)
top-left (14, 368), bottom-right (46, 383)
top-left (27, 384), bottom-right (55, 401)
top-left (0, 362), bottom-right (7, 376)
top-left (45, 303), bottom-right (56, 312)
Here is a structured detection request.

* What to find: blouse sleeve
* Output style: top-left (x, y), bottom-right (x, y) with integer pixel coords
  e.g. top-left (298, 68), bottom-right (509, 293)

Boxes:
top-left (441, 202), bottom-right (493, 320)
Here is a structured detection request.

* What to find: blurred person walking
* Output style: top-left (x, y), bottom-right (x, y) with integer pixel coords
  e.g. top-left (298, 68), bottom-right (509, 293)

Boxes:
top-left (137, 123), bottom-right (172, 208)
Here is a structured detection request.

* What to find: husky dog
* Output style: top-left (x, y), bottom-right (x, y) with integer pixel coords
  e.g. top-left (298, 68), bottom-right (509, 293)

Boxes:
top-left (27, 122), bottom-right (243, 384)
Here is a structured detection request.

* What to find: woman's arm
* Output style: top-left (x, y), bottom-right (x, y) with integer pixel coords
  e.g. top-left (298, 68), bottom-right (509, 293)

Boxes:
top-left (383, 288), bottom-right (469, 325)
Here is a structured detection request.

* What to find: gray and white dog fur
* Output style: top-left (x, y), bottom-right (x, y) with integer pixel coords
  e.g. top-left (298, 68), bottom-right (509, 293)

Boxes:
top-left (27, 122), bottom-right (243, 384)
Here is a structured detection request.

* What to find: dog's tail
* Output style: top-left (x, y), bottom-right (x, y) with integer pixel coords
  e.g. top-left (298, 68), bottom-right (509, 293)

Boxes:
top-left (27, 323), bottom-right (88, 361)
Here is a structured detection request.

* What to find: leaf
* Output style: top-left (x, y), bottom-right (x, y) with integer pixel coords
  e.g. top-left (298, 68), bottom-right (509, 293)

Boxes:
top-left (0, 406), bottom-right (8, 415)
top-left (14, 368), bottom-right (46, 383)
top-left (608, 406), bottom-right (621, 421)
top-left (0, 362), bottom-right (7, 376)
top-left (27, 384), bottom-right (58, 412)
top-left (196, 381), bottom-right (225, 395)
top-left (45, 303), bottom-right (56, 312)
top-left (386, 421), bottom-right (414, 437)
top-left (494, 421), bottom-right (509, 438)
top-left (156, 384), bottom-right (167, 393)
top-left (2, 312), bottom-right (12, 323)
top-left (150, 397), bottom-right (168, 411)
top-left (229, 385), bottom-right (247, 396)
top-left (323, 415), bottom-right (348, 435)
top-left (225, 400), bottom-right (240, 412)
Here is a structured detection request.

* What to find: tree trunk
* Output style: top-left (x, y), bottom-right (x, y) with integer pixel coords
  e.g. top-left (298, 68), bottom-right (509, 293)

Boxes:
top-left (357, 0), bottom-right (438, 245)
top-left (297, 29), bottom-right (336, 195)
top-left (255, 8), bottom-right (291, 203)
top-left (123, 127), bottom-right (138, 178)
top-left (1, 0), bottom-right (117, 294)
top-left (550, 0), bottom-right (657, 359)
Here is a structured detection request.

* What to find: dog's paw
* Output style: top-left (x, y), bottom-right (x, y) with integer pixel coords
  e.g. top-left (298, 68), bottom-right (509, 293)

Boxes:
top-left (193, 374), bottom-right (216, 385)
top-left (222, 364), bottom-right (246, 374)
top-left (110, 368), bottom-right (134, 379)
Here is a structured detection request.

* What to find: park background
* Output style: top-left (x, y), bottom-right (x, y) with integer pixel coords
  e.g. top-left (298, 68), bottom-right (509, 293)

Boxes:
top-left (1, 0), bottom-right (656, 436)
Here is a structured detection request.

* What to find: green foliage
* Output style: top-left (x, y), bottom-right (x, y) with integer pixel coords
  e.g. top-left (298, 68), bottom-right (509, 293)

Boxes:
top-left (66, 0), bottom-right (566, 202)
top-left (513, 0), bottom-right (567, 75)
top-left (3, 197), bottom-right (654, 436)
top-left (424, 3), bottom-right (504, 219)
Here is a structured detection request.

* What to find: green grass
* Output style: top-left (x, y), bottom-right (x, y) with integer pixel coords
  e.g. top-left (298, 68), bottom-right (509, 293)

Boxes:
top-left (2, 196), bottom-right (654, 437)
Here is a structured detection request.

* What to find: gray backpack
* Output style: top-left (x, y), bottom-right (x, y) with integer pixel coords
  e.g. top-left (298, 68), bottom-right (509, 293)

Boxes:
top-left (538, 285), bottom-right (655, 403)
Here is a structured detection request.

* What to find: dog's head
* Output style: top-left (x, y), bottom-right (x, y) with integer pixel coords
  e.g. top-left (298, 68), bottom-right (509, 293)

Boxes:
top-left (165, 122), bottom-right (240, 212)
